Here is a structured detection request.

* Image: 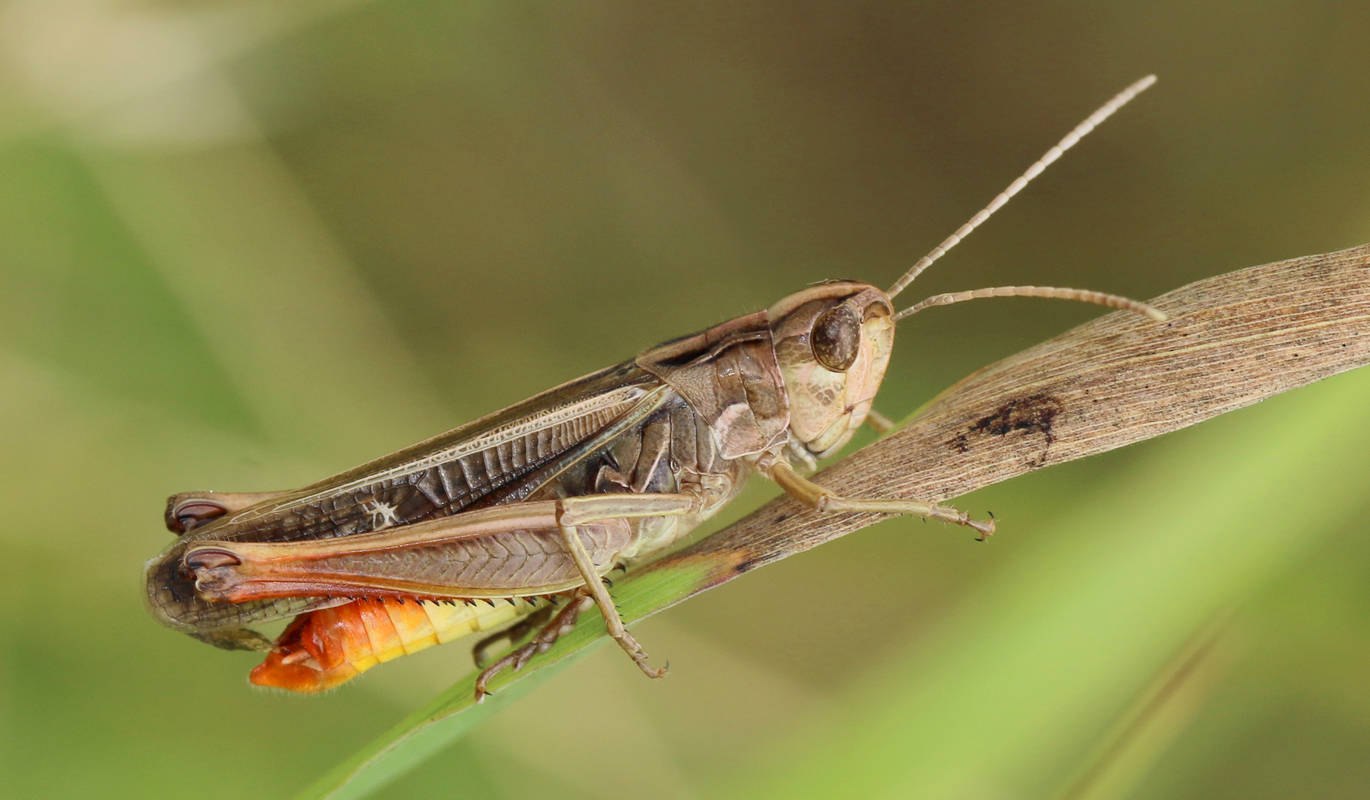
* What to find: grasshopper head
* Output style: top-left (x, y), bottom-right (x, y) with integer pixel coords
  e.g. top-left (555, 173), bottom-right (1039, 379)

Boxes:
top-left (768, 281), bottom-right (894, 458)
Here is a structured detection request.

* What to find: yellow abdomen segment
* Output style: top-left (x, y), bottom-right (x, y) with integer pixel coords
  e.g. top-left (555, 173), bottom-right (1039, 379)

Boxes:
top-left (249, 598), bottom-right (538, 692)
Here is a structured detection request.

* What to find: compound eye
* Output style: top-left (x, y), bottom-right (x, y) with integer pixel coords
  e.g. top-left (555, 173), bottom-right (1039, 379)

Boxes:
top-left (810, 304), bottom-right (861, 372)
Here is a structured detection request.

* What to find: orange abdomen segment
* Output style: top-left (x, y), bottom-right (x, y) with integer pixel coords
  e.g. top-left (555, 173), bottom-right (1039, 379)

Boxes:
top-left (250, 598), bottom-right (538, 692)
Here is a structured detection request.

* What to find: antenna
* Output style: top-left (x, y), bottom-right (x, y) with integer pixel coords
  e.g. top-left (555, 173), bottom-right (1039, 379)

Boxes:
top-left (886, 75), bottom-right (1157, 301)
top-left (894, 285), bottom-right (1166, 322)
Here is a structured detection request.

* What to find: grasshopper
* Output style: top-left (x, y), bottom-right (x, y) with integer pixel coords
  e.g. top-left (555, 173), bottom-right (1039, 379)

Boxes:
top-left (144, 77), bottom-right (1166, 698)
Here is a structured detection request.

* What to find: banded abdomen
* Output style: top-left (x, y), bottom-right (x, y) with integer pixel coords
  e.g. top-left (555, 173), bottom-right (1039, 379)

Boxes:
top-left (250, 597), bottom-right (542, 691)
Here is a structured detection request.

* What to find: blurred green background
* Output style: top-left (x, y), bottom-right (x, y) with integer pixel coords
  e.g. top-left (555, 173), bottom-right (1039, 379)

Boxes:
top-left (3, 1), bottom-right (1369, 798)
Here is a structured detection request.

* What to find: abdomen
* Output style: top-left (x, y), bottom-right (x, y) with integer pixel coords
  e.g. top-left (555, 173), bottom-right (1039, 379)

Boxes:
top-left (250, 597), bottom-right (541, 691)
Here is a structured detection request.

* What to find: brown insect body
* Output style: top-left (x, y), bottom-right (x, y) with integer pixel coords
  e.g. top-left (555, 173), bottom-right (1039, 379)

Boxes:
top-left (144, 78), bottom-right (1164, 694)
top-left (145, 282), bottom-right (896, 688)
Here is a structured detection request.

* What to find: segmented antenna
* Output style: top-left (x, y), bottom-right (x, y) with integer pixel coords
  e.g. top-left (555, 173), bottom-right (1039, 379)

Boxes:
top-left (886, 75), bottom-right (1157, 301)
top-left (894, 285), bottom-right (1166, 322)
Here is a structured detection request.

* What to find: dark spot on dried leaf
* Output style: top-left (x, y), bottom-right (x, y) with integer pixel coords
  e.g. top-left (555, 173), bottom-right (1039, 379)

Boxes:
top-left (948, 393), bottom-right (1064, 463)
top-left (973, 393), bottom-right (1064, 443)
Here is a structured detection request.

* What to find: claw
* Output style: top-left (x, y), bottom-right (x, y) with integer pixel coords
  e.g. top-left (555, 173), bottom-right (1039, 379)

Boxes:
top-left (973, 512), bottom-right (996, 542)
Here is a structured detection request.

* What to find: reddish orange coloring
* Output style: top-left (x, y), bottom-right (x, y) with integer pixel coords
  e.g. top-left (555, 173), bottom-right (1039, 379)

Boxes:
top-left (250, 597), bottom-right (537, 692)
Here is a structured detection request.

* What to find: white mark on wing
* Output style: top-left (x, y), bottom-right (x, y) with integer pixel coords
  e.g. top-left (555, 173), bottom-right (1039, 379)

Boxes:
top-left (364, 499), bottom-right (401, 530)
